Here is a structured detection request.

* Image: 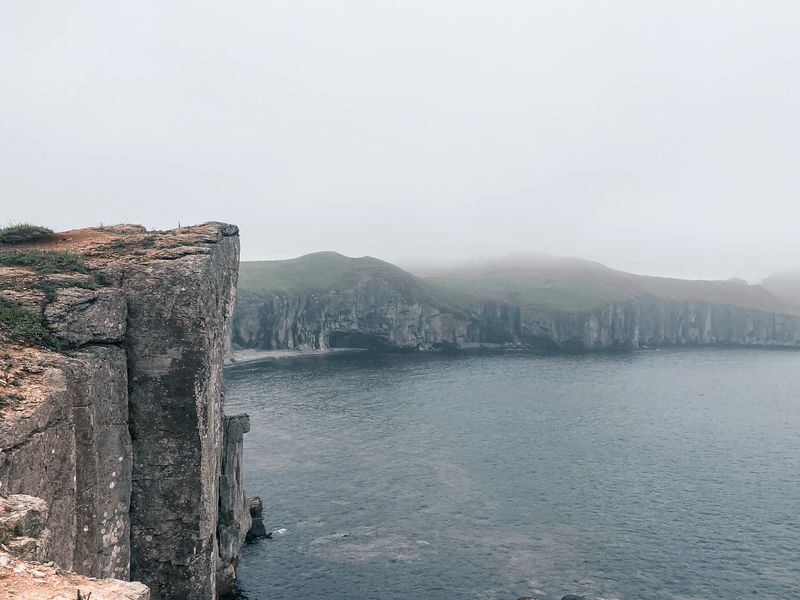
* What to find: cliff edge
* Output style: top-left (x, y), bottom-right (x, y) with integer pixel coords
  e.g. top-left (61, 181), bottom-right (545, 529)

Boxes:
top-left (0, 222), bottom-right (245, 599)
top-left (231, 252), bottom-right (800, 353)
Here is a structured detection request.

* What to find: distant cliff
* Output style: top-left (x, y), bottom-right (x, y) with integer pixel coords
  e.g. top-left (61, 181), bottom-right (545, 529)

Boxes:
top-left (0, 223), bottom-right (246, 599)
top-left (231, 252), bottom-right (800, 353)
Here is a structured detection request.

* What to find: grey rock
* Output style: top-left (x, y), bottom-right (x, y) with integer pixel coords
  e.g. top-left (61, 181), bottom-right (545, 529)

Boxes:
top-left (124, 225), bottom-right (239, 599)
top-left (216, 414), bottom-right (252, 598)
top-left (233, 284), bottom-right (800, 353)
top-left (246, 497), bottom-right (268, 542)
top-left (1, 222), bottom-right (243, 599)
top-left (0, 494), bottom-right (51, 562)
top-left (44, 287), bottom-right (127, 346)
top-left (0, 348), bottom-right (132, 577)
top-left (71, 345), bottom-right (132, 580)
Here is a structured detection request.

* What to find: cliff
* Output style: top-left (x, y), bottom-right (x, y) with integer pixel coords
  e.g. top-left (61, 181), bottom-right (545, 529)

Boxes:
top-left (231, 252), bottom-right (800, 353)
top-left (0, 223), bottom-right (246, 599)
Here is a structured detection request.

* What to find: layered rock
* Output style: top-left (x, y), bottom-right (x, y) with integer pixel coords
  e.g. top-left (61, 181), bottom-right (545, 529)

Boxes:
top-left (233, 284), bottom-right (476, 351)
top-left (0, 343), bottom-right (131, 578)
top-left (0, 222), bottom-right (246, 599)
top-left (233, 276), bottom-right (800, 353)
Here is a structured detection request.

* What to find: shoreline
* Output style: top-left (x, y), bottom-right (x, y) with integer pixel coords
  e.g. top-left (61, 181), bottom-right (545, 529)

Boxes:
top-left (225, 347), bottom-right (366, 367)
top-left (224, 343), bottom-right (800, 368)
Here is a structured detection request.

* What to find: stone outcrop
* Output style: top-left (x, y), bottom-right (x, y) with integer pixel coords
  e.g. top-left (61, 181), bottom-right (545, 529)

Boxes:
top-left (0, 494), bottom-right (50, 562)
top-left (0, 222), bottom-right (247, 599)
top-left (121, 224), bottom-right (239, 599)
top-left (246, 497), bottom-right (268, 542)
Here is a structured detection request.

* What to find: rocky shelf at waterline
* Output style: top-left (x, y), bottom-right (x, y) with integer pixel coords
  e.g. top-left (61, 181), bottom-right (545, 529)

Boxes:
top-left (225, 346), bottom-right (366, 366)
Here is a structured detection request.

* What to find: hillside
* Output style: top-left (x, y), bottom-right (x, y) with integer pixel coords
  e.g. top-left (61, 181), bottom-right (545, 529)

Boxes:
top-left (240, 252), bottom-right (799, 316)
top-left (231, 252), bottom-right (800, 353)
top-left (416, 255), bottom-right (800, 315)
top-left (238, 252), bottom-right (478, 317)
top-left (761, 270), bottom-right (800, 310)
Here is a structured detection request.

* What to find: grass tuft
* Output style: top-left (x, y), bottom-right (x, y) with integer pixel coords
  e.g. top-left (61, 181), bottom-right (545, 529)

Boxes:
top-left (0, 297), bottom-right (59, 349)
top-left (0, 249), bottom-right (90, 274)
top-left (0, 223), bottom-right (53, 244)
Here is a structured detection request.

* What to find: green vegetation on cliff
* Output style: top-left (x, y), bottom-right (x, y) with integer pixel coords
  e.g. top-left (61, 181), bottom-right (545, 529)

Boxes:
top-left (0, 223), bottom-right (53, 244)
top-left (238, 251), bottom-right (800, 315)
top-left (238, 252), bottom-right (475, 315)
top-left (238, 252), bottom-right (628, 312)
top-left (239, 252), bottom-right (408, 295)
top-left (0, 297), bottom-right (58, 348)
top-left (0, 249), bottom-right (90, 274)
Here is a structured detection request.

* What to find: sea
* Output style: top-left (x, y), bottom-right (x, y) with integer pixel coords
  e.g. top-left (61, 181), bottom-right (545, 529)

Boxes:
top-left (224, 348), bottom-right (800, 600)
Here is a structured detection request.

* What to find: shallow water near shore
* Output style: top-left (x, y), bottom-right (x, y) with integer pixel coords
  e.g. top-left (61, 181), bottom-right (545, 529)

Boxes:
top-left (225, 349), bottom-right (800, 600)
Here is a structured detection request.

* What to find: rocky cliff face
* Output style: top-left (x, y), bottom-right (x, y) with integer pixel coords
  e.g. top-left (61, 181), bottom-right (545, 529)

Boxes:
top-left (233, 281), bottom-right (476, 351)
top-left (232, 282), bottom-right (800, 353)
top-left (0, 222), bottom-right (246, 599)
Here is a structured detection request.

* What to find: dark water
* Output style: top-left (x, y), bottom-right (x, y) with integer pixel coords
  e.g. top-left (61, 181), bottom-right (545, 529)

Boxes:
top-left (224, 349), bottom-right (800, 600)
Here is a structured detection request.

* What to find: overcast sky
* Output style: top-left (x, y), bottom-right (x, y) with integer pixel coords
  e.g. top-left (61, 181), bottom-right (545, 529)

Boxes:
top-left (1, 1), bottom-right (798, 281)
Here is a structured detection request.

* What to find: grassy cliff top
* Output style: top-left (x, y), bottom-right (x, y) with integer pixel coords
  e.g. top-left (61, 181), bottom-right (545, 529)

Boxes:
top-left (239, 252), bottom-right (800, 315)
top-left (238, 252), bottom-right (476, 315)
top-left (238, 252), bottom-right (409, 295)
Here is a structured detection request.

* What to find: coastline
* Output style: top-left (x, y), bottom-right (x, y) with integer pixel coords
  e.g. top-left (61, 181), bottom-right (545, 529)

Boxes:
top-left (225, 347), bottom-right (366, 367)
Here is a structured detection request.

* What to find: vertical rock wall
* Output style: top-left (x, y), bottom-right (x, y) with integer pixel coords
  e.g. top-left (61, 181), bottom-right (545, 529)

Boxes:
top-left (122, 226), bottom-right (240, 599)
top-left (216, 414), bottom-right (252, 598)
top-left (1, 222), bottom-right (247, 600)
top-left (234, 291), bottom-right (800, 352)
top-left (71, 345), bottom-right (133, 579)
top-left (0, 348), bottom-right (132, 577)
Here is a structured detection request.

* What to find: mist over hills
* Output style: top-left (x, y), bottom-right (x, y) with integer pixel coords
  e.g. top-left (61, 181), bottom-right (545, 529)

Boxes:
top-left (761, 270), bottom-right (800, 310)
top-left (233, 252), bottom-right (800, 353)
top-left (239, 251), bottom-right (800, 316)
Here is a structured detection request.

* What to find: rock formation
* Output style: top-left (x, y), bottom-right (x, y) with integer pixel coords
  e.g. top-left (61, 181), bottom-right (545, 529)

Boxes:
top-left (0, 222), bottom-right (246, 599)
top-left (216, 414), bottom-right (252, 598)
top-left (245, 496), bottom-right (269, 542)
top-left (231, 253), bottom-right (800, 353)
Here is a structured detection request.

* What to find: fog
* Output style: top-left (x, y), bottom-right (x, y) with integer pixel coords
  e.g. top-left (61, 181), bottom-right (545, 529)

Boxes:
top-left (1, 1), bottom-right (798, 282)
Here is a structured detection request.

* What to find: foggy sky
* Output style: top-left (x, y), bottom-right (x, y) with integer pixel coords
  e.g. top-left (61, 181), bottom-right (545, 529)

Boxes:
top-left (1, 1), bottom-right (799, 282)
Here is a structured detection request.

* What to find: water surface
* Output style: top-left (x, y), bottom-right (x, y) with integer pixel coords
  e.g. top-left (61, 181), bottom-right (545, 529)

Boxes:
top-left (225, 349), bottom-right (800, 600)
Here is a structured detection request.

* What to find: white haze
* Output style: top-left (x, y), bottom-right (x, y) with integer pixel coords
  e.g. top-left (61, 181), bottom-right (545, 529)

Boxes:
top-left (1, 1), bottom-right (799, 282)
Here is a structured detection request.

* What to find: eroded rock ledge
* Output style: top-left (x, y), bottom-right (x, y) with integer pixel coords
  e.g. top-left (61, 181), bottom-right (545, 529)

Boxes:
top-left (0, 222), bottom-right (245, 599)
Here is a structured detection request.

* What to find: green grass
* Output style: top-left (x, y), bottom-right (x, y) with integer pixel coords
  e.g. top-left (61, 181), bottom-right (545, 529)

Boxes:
top-left (239, 252), bottom-right (414, 295)
top-left (0, 223), bottom-right (53, 244)
top-left (0, 249), bottom-right (91, 274)
top-left (238, 252), bottom-right (628, 314)
top-left (0, 297), bottom-right (59, 348)
top-left (425, 276), bottom-right (630, 312)
top-left (239, 252), bottom-right (481, 317)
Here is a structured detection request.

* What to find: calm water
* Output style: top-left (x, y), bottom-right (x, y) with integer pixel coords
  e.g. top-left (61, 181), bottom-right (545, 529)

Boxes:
top-left (224, 349), bottom-right (800, 600)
